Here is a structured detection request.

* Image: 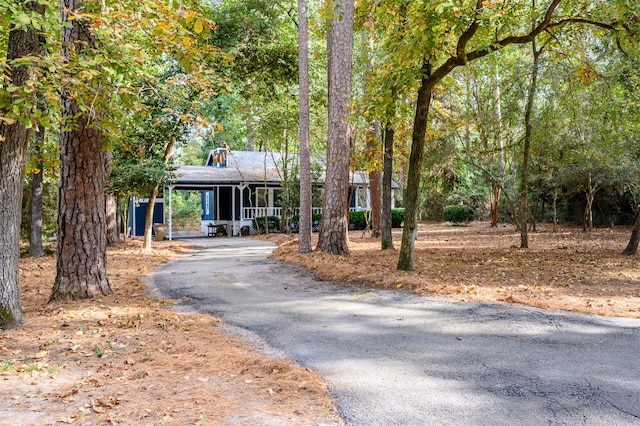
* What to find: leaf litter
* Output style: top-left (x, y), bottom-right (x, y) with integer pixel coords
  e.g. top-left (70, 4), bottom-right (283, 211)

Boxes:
top-left (1, 239), bottom-right (342, 426)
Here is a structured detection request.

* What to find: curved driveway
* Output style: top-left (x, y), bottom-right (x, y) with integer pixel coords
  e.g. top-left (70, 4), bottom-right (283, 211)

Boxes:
top-left (147, 238), bottom-right (640, 425)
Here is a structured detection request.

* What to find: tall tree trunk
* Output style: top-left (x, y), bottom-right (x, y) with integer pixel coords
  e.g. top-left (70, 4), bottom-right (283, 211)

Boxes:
top-left (0, 1), bottom-right (44, 327)
top-left (366, 127), bottom-right (382, 239)
top-left (317, 0), bottom-right (354, 255)
top-left (491, 64), bottom-right (505, 227)
top-left (51, 0), bottom-right (112, 301)
top-left (246, 106), bottom-right (255, 152)
top-left (298, 0), bottom-right (312, 253)
top-left (381, 119), bottom-right (395, 250)
top-left (361, 33), bottom-right (382, 239)
top-left (622, 205), bottom-right (640, 255)
top-left (397, 62), bottom-right (432, 271)
top-left (29, 126), bottom-right (45, 258)
top-left (142, 136), bottom-right (176, 250)
top-left (105, 151), bottom-right (119, 247)
top-left (520, 39), bottom-right (541, 249)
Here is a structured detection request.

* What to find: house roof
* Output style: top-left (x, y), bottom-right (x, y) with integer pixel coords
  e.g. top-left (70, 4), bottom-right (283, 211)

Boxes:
top-left (170, 149), bottom-right (398, 189)
top-left (171, 151), bottom-right (285, 187)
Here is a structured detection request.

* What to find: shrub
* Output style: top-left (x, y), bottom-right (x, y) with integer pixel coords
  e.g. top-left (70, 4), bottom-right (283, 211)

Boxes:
top-left (391, 209), bottom-right (404, 228)
top-left (442, 205), bottom-right (475, 224)
top-left (252, 216), bottom-right (280, 233)
top-left (291, 213), bottom-right (322, 233)
top-left (349, 211), bottom-right (367, 230)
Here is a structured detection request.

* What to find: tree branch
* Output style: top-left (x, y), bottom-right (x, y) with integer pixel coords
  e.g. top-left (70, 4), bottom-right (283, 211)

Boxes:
top-left (456, 0), bottom-right (484, 64)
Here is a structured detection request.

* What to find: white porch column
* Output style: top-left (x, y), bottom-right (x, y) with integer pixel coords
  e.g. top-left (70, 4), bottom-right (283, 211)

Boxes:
top-left (232, 186), bottom-right (237, 236)
top-left (216, 186), bottom-right (220, 222)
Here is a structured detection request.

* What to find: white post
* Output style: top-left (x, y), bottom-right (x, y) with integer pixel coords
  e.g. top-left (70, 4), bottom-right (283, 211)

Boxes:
top-left (132, 196), bottom-right (136, 237)
top-left (168, 185), bottom-right (173, 240)
top-left (232, 185), bottom-right (236, 236)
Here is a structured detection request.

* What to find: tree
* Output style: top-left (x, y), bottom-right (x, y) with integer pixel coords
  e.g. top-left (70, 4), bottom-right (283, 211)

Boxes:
top-left (317, 0), bottom-right (355, 255)
top-left (29, 125), bottom-right (45, 257)
top-left (383, 0), bottom-right (633, 270)
top-left (50, 0), bottom-right (112, 301)
top-left (381, 111), bottom-right (396, 250)
top-left (298, 0), bottom-right (312, 253)
top-left (0, 0), bottom-right (46, 327)
top-left (520, 33), bottom-right (544, 248)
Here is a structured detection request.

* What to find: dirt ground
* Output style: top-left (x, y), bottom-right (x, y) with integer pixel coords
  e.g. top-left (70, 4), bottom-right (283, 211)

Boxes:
top-left (3, 221), bottom-right (640, 426)
top-left (269, 221), bottom-right (640, 319)
top-left (1, 240), bottom-right (341, 426)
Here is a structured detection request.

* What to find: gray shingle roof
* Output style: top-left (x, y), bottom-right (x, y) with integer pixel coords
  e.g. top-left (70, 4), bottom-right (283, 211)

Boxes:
top-left (172, 151), bottom-right (286, 186)
top-left (170, 150), bottom-right (398, 188)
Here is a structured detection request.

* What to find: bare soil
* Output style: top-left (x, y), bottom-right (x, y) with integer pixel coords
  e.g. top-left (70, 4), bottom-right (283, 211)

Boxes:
top-left (268, 222), bottom-right (640, 319)
top-left (1, 240), bottom-right (341, 426)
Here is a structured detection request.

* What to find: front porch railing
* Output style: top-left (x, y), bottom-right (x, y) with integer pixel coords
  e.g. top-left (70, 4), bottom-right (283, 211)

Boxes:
top-left (242, 207), bottom-right (323, 220)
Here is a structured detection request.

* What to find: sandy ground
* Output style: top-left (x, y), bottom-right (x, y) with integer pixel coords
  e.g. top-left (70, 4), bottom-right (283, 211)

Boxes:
top-left (3, 221), bottom-right (639, 425)
top-left (1, 239), bottom-right (341, 426)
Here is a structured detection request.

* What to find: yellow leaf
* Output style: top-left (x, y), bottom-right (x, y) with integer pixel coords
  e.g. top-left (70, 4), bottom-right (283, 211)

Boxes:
top-left (183, 37), bottom-right (193, 49)
top-left (216, 123), bottom-right (224, 131)
top-left (194, 19), bottom-right (203, 34)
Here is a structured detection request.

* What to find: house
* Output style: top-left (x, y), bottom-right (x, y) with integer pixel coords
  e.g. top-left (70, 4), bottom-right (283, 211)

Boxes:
top-left (159, 146), bottom-right (395, 239)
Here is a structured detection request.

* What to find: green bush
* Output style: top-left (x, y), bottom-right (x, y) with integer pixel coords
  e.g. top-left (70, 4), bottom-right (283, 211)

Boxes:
top-left (291, 213), bottom-right (322, 232)
top-left (349, 211), bottom-right (367, 230)
top-left (391, 209), bottom-right (404, 228)
top-left (252, 215), bottom-right (280, 233)
top-left (442, 205), bottom-right (475, 224)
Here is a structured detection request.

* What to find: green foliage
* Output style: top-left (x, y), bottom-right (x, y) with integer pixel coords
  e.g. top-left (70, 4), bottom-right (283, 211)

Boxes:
top-left (349, 211), bottom-right (367, 230)
top-left (442, 205), bottom-right (475, 224)
top-left (172, 191), bottom-right (201, 228)
top-left (391, 209), bottom-right (405, 228)
top-left (347, 210), bottom-right (404, 230)
top-left (252, 215), bottom-right (280, 233)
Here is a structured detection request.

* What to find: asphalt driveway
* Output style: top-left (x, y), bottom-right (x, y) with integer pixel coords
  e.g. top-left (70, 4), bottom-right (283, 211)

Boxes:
top-left (147, 238), bottom-right (640, 425)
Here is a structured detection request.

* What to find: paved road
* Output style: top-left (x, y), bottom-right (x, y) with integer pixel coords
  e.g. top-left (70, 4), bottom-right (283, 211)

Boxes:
top-left (147, 238), bottom-right (640, 425)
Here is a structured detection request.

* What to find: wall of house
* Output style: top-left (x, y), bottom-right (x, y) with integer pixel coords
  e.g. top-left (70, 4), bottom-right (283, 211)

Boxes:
top-left (128, 198), bottom-right (164, 237)
top-left (201, 190), bottom-right (215, 221)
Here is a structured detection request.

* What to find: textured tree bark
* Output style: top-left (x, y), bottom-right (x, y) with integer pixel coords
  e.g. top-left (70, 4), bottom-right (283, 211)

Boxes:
top-left (317, 0), bottom-right (354, 255)
top-left (0, 1), bottom-right (45, 328)
top-left (297, 0), bottom-right (312, 254)
top-left (29, 126), bottom-right (45, 258)
top-left (51, 0), bottom-right (112, 301)
top-left (397, 62), bottom-right (432, 271)
top-left (381, 121), bottom-right (395, 250)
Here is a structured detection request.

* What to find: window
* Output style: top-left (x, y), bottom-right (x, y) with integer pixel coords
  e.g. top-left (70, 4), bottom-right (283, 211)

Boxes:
top-left (256, 188), bottom-right (268, 207)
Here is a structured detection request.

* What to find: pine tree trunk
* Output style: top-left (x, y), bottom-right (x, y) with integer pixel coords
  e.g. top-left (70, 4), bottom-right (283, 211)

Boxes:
top-left (0, 1), bottom-right (45, 327)
top-left (381, 121), bottom-right (395, 250)
top-left (29, 126), bottom-right (45, 258)
top-left (297, 0), bottom-right (312, 254)
top-left (317, 0), bottom-right (354, 255)
top-left (51, 0), bottom-right (112, 301)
